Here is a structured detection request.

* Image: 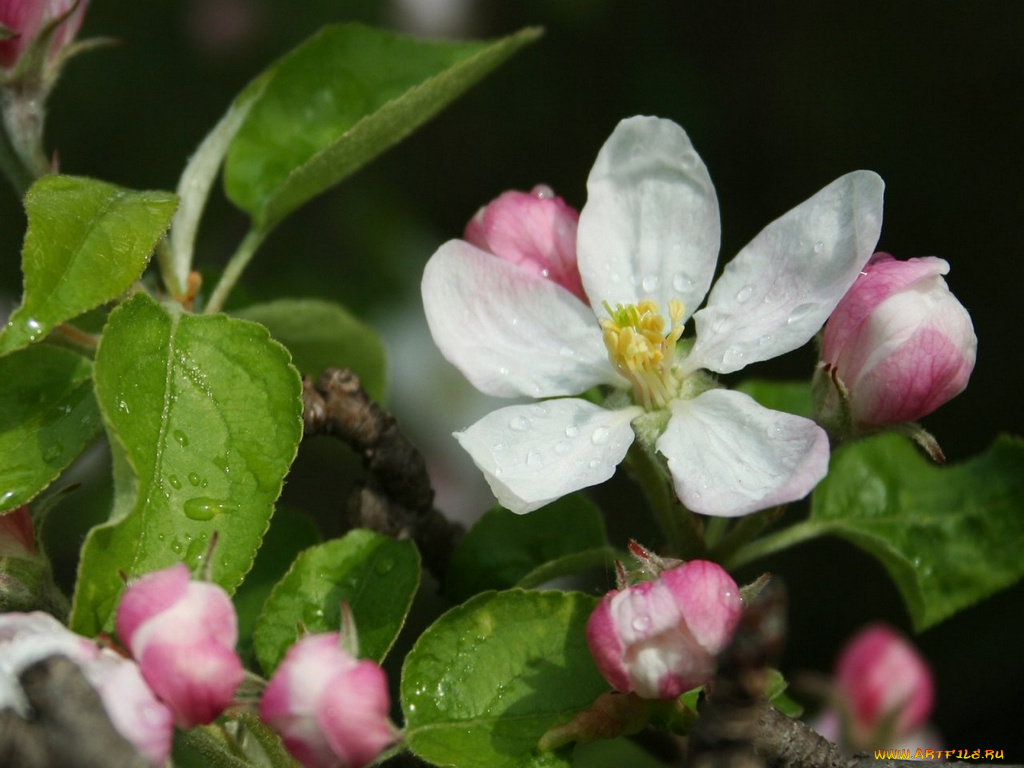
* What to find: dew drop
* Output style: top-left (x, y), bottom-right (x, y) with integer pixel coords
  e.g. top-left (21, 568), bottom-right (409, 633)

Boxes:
top-left (117, 400), bottom-right (130, 414)
top-left (526, 449), bottom-right (542, 468)
top-left (722, 348), bottom-right (746, 368)
top-left (564, 425), bottom-right (579, 438)
top-left (641, 274), bottom-right (660, 293)
top-left (559, 346), bottom-right (575, 358)
top-left (588, 458), bottom-right (601, 469)
top-left (170, 539), bottom-right (184, 555)
top-left (375, 558), bottom-right (395, 575)
top-left (173, 430), bottom-right (189, 447)
top-left (813, 241), bottom-right (824, 254)
top-left (631, 614), bottom-right (651, 632)
top-left (591, 426), bottom-right (611, 445)
top-left (786, 302), bottom-right (816, 326)
top-left (508, 415), bottom-right (528, 431)
top-left (41, 442), bottom-right (63, 462)
top-left (187, 472), bottom-right (201, 487)
top-left (24, 317), bottom-right (43, 340)
top-left (511, 316), bottom-right (521, 327)
top-left (734, 286), bottom-right (754, 302)
top-left (532, 184), bottom-right (554, 199)
top-left (554, 440), bottom-right (571, 456)
top-left (167, 474), bottom-right (182, 490)
top-left (498, 366), bottom-right (510, 376)
top-left (183, 497), bottom-right (237, 521)
top-left (672, 272), bottom-right (693, 293)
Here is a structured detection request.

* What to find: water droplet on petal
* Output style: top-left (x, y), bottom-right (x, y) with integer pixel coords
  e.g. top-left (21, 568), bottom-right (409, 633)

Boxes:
top-left (588, 458), bottom-right (601, 469)
top-left (631, 614), bottom-right (651, 632)
top-left (786, 302), bottom-right (817, 326)
top-left (526, 450), bottom-right (542, 468)
top-left (722, 348), bottom-right (746, 368)
top-left (641, 274), bottom-right (660, 293)
top-left (559, 346), bottom-right (575, 358)
top-left (591, 426), bottom-right (611, 445)
top-left (672, 272), bottom-right (693, 293)
top-left (187, 472), bottom-right (201, 487)
top-left (167, 475), bottom-right (182, 490)
top-left (532, 184), bottom-right (555, 199)
top-left (554, 440), bottom-right (571, 456)
top-left (735, 286), bottom-right (754, 302)
top-left (508, 416), bottom-right (528, 431)
top-left (813, 241), bottom-right (824, 254)
top-left (173, 430), bottom-right (189, 447)
top-left (498, 366), bottom-right (510, 376)
top-left (565, 425), bottom-right (579, 438)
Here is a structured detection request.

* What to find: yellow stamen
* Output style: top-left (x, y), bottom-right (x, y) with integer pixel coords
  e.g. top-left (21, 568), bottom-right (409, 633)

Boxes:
top-left (599, 298), bottom-right (685, 410)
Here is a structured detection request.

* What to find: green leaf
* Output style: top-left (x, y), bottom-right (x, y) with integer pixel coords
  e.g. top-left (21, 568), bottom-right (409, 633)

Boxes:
top-left (0, 176), bottom-right (177, 356)
top-left (233, 507), bottom-right (320, 665)
top-left (734, 379), bottom-right (813, 419)
top-left (224, 24), bottom-right (542, 231)
top-left (69, 293), bottom-right (302, 636)
top-left (0, 346), bottom-right (102, 511)
top-left (810, 433), bottom-right (1024, 630)
top-left (445, 495), bottom-right (610, 603)
top-left (402, 589), bottom-right (609, 768)
top-left (234, 298), bottom-right (386, 402)
top-left (253, 529), bottom-right (419, 674)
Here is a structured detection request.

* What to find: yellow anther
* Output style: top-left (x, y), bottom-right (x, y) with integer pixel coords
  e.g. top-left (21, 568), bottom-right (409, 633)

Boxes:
top-left (600, 299), bottom-right (686, 410)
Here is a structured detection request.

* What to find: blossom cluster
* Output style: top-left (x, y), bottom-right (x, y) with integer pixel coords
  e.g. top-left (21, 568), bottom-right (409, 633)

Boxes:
top-left (0, 560), bottom-right (396, 767)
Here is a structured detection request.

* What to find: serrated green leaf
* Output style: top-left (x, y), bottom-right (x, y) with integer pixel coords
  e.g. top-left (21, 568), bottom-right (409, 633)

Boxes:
top-left (0, 346), bottom-right (102, 511)
top-left (233, 507), bottom-right (321, 665)
top-left (254, 529), bottom-right (419, 674)
top-left (224, 24), bottom-right (541, 230)
top-left (234, 298), bottom-right (386, 402)
top-left (445, 495), bottom-right (609, 603)
top-left (0, 176), bottom-right (177, 356)
top-left (734, 379), bottom-right (813, 419)
top-left (402, 590), bottom-right (609, 768)
top-left (810, 433), bottom-right (1024, 630)
top-left (69, 293), bottom-right (302, 637)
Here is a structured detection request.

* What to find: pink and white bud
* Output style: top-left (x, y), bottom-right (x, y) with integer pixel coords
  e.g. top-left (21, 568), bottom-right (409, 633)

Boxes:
top-left (586, 560), bottom-right (742, 699)
top-left (464, 184), bottom-right (586, 301)
top-left (821, 253), bottom-right (976, 428)
top-left (116, 562), bottom-right (244, 727)
top-left (0, 0), bottom-right (88, 69)
top-left (260, 632), bottom-right (397, 768)
top-left (832, 624), bottom-right (935, 747)
top-left (0, 611), bottom-right (173, 764)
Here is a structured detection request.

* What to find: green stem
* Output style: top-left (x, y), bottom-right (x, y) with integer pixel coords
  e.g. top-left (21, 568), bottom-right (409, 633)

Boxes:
top-left (708, 506), bottom-right (782, 566)
top-left (625, 444), bottom-right (704, 559)
top-left (205, 227), bottom-right (265, 314)
top-left (725, 519), bottom-right (823, 570)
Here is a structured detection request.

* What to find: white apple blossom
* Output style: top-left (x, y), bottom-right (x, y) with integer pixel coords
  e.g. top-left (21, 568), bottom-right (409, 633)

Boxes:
top-left (422, 116), bottom-right (884, 517)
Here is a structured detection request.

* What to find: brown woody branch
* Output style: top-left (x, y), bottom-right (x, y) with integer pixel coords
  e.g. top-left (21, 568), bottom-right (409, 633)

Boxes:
top-left (302, 368), bottom-right (464, 581)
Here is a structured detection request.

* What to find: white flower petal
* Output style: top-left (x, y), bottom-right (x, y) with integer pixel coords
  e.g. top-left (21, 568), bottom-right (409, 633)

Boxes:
top-left (578, 116), bottom-right (720, 322)
top-left (657, 389), bottom-right (829, 517)
top-left (685, 170), bottom-right (884, 374)
top-left (455, 399), bottom-right (641, 514)
top-left (422, 240), bottom-right (617, 398)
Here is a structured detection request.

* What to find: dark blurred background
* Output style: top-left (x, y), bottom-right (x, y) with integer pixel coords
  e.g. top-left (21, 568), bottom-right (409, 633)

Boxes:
top-left (1, 0), bottom-right (1021, 759)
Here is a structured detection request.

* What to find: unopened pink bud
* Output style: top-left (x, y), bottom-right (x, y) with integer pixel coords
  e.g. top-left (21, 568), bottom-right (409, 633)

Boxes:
top-left (821, 253), bottom-right (976, 428)
top-left (464, 184), bottom-right (586, 301)
top-left (261, 633), bottom-right (397, 768)
top-left (116, 563), bottom-right (244, 727)
top-left (0, 0), bottom-right (87, 69)
top-left (586, 560), bottom-right (742, 699)
top-left (834, 624), bottom-right (935, 744)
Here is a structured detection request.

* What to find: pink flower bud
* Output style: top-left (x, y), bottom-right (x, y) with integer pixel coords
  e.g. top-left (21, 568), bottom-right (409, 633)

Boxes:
top-left (0, 0), bottom-right (88, 69)
top-left (116, 563), bottom-right (244, 727)
top-left (833, 624), bottom-right (935, 745)
top-left (586, 560), bottom-right (742, 699)
top-left (0, 505), bottom-right (37, 558)
top-left (261, 632), bottom-right (397, 768)
top-left (0, 611), bottom-right (173, 765)
top-left (821, 253), bottom-right (976, 428)
top-left (464, 184), bottom-right (586, 301)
